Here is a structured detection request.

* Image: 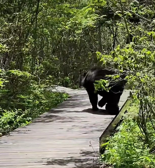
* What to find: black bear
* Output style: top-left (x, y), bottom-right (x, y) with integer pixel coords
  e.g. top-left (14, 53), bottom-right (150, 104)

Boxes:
top-left (81, 67), bottom-right (127, 115)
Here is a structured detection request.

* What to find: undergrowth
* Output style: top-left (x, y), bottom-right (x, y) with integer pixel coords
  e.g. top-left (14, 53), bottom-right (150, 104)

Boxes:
top-left (0, 91), bottom-right (68, 136)
top-left (0, 69), bottom-right (68, 136)
top-left (101, 101), bottom-right (155, 168)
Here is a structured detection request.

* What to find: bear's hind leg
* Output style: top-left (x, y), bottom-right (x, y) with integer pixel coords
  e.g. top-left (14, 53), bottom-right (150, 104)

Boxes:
top-left (87, 90), bottom-right (98, 111)
top-left (98, 97), bottom-right (107, 107)
top-left (106, 103), bottom-right (119, 115)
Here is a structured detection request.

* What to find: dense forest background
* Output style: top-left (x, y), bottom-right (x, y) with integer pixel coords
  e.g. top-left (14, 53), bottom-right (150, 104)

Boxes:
top-left (2, 0), bottom-right (154, 89)
top-left (1, 0), bottom-right (155, 167)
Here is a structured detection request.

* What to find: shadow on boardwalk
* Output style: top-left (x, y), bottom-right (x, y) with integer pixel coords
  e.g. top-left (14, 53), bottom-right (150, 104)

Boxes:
top-left (0, 87), bottom-right (129, 168)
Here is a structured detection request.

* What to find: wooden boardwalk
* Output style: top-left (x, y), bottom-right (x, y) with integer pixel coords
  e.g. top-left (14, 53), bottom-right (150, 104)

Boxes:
top-left (0, 87), bottom-right (130, 168)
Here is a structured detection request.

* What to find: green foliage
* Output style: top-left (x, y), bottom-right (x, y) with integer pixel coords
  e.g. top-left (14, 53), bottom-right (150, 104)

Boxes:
top-left (0, 90), bottom-right (68, 135)
top-left (101, 103), bottom-right (155, 168)
top-left (94, 73), bottom-right (124, 92)
top-left (0, 109), bottom-right (31, 134)
top-left (0, 0), bottom-right (102, 135)
top-left (98, 42), bottom-right (155, 166)
top-left (94, 1), bottom-right (155, 167)
top-left (1, 2), bottom-right (155, 167)
top-left (0, 68), bottom-right (68, 135)
top-left (0, 69), bottom-right (34, 110)
top-left (95, 79), bottom-right (110, 92)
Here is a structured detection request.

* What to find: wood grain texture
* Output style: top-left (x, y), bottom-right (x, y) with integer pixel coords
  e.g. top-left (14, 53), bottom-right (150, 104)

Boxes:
top-left (0, 88), bottom-right (130, 168)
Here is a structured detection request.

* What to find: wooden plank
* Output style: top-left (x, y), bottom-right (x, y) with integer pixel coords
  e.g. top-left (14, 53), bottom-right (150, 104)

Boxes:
top-left (0, 88), bottom-right (130, 168)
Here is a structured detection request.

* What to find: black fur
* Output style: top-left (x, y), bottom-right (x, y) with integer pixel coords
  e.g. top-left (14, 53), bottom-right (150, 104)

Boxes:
top-left (81, 67), bottom-right (127, 115)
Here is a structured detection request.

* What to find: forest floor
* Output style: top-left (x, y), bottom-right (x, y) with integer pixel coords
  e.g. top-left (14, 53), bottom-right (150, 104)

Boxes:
top-left (0, 86), bottom-right (130, 168)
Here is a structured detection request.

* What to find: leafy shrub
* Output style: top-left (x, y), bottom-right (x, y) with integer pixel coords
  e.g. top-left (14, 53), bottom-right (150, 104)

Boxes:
top-left (97, 37), bottom-right (155, 167)
top-left (101, 103), bottom-right (155, 168)
top-left (97, 41), bottom-right (155, 144)
top-left (0, 69), bottom-right (68, 135)
top-left (0, 91), bottom-right (68, 135)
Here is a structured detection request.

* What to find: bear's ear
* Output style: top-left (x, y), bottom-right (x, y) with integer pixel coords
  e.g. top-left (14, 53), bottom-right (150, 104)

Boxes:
top-left (120, 72), bottom-right (126, 79)
top-left (83, 72), bottom-right (87, 77)
top-left (83, 72), bottom-right (87, 76)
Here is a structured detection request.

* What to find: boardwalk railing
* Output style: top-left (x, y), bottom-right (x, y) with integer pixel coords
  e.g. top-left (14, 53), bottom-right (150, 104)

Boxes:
top-left (99, 97), bottom-right (132, 153)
